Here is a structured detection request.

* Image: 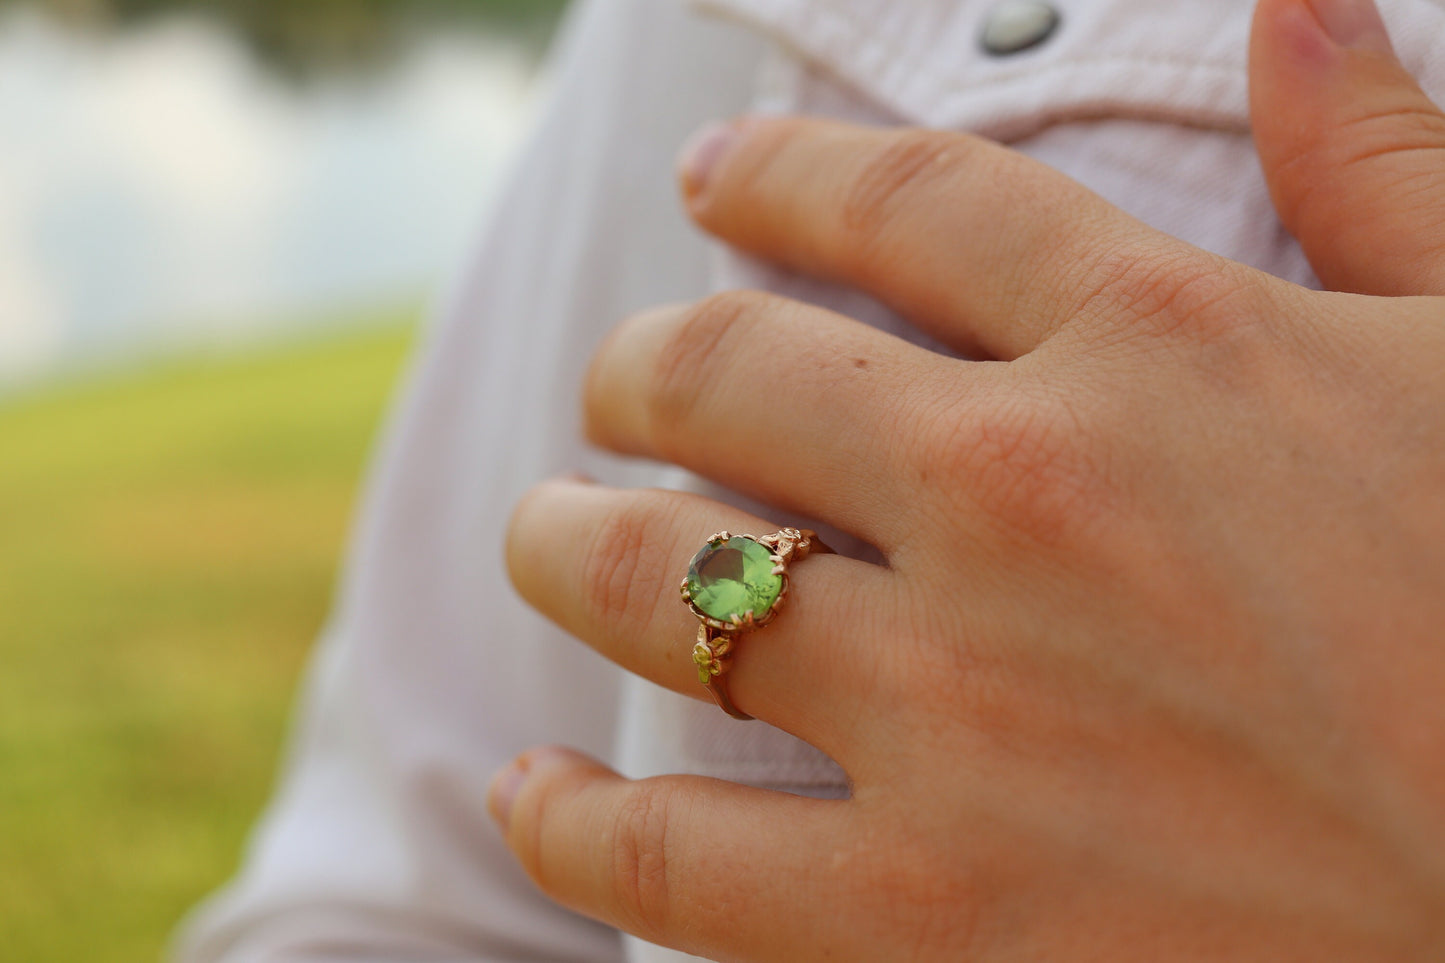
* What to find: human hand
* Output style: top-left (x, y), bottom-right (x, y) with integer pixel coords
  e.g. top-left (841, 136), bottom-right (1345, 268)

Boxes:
top-left (495, 0), bottom-right (1445, 958)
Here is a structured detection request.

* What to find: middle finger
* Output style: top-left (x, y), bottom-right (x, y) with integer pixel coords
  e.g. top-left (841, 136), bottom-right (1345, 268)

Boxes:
top-left (585, 290), bottom-right (1001, 556)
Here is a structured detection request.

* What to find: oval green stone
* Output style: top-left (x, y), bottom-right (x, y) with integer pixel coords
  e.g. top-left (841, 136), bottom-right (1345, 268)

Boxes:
top-left (685, 536), bottom-right (783, 624)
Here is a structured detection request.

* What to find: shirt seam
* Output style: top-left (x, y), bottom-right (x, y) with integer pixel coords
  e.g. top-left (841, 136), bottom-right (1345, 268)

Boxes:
top-left (696, 0), bottom-right (1247, 123)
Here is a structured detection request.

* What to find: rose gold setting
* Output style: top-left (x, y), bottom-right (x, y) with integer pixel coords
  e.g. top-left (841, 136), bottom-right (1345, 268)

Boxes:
top-left (681, 527), bottom-right (827, 721)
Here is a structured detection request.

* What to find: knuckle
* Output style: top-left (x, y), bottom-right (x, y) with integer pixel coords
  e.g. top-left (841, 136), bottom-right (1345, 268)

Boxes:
top-left (647, 290), bottom-right (774, 446)
top-left (607, 782), bottom-right (678, 939)
top-left (847, 833), bottom-right (988, 960)
top-left (577, 500), bottom-right (671, 635)
top-left (1076, 246), bottom-right (1262, 346)
top-left (839, 129), bottom-right (967, 264)
top-left (919, 390), bottom-right (1107, 548)
top-left (1268, 103), bottom-right (1445, 245)
top-left (1316, 102), bottom-right (1445, 180)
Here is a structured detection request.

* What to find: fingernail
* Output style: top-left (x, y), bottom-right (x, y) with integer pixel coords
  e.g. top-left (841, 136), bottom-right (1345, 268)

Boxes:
top-left (487, 756), bottom-right (531, 831)
top-left (1305, 0), bottom-right (1395, 56)
top-left (487, 747), bottom-right (583, 831)
top-left (677, 120), bottom-right (741, 197)
top-left (555, 469), bottom-right (596, 485)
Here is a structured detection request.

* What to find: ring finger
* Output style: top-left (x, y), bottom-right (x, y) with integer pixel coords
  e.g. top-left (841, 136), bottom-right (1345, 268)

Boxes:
top-left (506, 477), bottom-right (897, 763)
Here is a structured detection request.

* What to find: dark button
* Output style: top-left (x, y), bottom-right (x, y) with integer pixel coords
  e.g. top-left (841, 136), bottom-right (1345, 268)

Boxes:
top-left (980, 0), bottom-right (1062, 55)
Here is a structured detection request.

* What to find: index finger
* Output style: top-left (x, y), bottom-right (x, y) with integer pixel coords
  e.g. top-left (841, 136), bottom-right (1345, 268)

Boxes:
top-left (678, 116), bottom-right (1244, 359)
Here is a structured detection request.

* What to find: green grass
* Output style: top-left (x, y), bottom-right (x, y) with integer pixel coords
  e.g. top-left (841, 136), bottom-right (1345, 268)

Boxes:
top-left (0, 318), bottom-right (417, 963)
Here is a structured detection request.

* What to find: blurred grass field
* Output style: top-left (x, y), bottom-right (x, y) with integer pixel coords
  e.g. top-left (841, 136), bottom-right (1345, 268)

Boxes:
top-left (0, 317), bottom-right (416, 963)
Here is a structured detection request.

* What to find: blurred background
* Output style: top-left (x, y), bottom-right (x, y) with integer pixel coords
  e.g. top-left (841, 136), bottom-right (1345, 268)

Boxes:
top-left (0, 1), bottom-right (569, 959)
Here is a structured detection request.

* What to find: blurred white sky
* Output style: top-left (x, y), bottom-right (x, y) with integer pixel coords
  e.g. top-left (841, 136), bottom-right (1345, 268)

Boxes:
top-left (0, 6), bottom-right (542, 384)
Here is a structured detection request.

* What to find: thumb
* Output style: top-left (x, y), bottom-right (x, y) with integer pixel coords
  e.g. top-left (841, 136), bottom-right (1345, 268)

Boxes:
top-left (1250, 0), bottom-right (1445, 296)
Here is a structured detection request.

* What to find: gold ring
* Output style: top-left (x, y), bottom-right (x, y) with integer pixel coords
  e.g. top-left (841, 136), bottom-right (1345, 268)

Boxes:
top-left (679, 527), bottom-right (828, 720)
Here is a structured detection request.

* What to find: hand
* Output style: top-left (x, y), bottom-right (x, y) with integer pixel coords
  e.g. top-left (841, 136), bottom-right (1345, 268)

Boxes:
top-left (495, 0), bottom-right (1445, 958)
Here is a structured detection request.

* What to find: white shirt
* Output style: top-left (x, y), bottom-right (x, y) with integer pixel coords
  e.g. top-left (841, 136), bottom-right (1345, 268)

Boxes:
top-left (174, 1), bottom-right (1445, 961)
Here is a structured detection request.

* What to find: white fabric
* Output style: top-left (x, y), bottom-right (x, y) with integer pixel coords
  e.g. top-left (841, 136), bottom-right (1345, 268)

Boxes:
top-left (173, 0), bottom-right (1445, 961)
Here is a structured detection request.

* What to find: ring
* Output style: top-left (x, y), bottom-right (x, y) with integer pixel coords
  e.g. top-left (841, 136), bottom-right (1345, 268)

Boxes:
top-left (679, 527), bottom-right (828, 720)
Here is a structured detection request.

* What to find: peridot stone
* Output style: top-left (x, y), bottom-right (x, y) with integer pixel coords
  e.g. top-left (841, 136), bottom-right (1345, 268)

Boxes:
top-left (685, 536), bottom-right (782, 624)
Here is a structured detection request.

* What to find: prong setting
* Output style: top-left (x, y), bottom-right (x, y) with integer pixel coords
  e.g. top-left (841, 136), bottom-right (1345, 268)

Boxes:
top-left (681, 528), bottom-right (829, 720)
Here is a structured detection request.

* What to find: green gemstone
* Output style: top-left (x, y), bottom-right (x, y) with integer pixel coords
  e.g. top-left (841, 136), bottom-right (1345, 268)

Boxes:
top-left (685, 536), bottom-right (783, 624)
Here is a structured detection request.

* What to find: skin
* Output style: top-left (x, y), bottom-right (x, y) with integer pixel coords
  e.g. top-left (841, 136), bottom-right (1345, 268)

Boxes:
top-left (494, 0), bottom-right (1445, 958)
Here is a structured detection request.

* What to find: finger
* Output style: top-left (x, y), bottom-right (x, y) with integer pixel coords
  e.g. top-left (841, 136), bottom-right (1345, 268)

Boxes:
top-left (488, 747), bottom-right (862, 961)
top-left (1251, 0), bottom-right (1445, 296)
top-left (505, 478), bottom-right (895, 757)
top-left (584, 290), bottom-right (987, 555)
top-left (676, 115), bottom-right (1214, 360)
